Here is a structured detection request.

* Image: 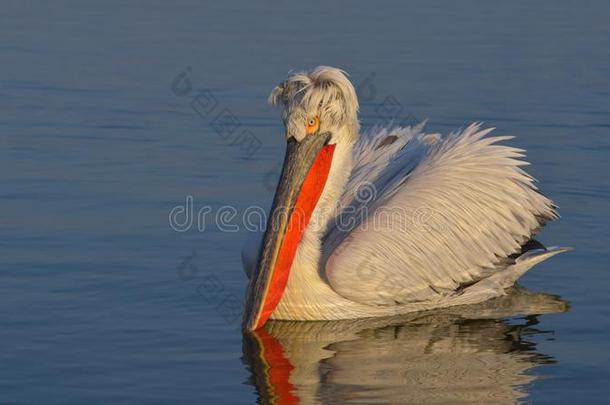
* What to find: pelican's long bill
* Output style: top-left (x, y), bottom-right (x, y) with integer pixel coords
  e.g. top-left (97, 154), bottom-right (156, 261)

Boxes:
top-left (243, 132), bottom-right (335, 331)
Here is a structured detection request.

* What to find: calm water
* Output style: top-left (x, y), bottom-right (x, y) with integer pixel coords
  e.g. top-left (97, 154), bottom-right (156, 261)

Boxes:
top-left (2, 1), bottom-right (610, 403)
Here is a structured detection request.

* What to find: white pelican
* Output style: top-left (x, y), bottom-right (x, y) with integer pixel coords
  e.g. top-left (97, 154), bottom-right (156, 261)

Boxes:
top-left (242, 66), bottom-right (568, 331)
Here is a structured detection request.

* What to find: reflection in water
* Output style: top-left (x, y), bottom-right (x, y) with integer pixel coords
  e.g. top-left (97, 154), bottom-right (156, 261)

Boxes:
top-left (243, 287), bottom-right (568, 404)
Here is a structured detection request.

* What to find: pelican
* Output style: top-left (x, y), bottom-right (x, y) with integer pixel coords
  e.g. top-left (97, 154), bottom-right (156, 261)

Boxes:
top-left (242, 66), bottom-right (568, 331)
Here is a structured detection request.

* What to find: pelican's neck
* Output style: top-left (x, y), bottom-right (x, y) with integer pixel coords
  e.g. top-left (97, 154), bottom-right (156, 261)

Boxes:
top-left (272, 128), bottom-right (358, 321)
top-left (297, 137), bottom-right (354, 261)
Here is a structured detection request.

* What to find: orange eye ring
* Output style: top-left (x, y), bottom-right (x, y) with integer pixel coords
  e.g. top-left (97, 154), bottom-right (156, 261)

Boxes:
top-left (305, 116), bottom-right (320, 134)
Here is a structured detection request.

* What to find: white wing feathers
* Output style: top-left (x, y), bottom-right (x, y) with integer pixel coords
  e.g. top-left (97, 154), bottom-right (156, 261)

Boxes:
top-left (324, 123), bottom-right (558, 306)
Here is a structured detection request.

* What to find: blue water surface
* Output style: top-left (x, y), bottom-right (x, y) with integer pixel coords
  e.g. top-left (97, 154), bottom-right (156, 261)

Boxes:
top-left (1, 1), bottom-right (609, 403)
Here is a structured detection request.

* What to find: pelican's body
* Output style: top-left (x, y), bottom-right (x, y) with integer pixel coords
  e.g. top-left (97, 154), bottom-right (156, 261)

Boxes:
top-left (242, 66), bottom-right (567, 331)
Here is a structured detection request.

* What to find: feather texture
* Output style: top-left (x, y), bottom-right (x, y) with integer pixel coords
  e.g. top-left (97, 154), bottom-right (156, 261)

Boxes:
top-left (324, 123), bottom-right (558, 306)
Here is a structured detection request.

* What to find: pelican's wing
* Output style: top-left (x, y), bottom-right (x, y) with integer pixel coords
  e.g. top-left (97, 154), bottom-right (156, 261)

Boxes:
top-left (323, 123), bottom-right (558, 306)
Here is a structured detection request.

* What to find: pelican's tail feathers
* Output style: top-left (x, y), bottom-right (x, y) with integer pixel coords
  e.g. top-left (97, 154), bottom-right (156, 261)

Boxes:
top-left (451, 245), bottom-right (571, 306)
top-left (493, 245), bottom-right (572, 291)
top-left (505, 245), bottom-right (572, 284)
top-left (516, 245), bottom-right (573, 264)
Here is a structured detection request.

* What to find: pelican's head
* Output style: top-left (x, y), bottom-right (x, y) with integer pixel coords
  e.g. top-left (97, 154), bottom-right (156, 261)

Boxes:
top-left (243, 66), bottom-right (359, 331)
top-left (268, 66), bottom-right (359, 144)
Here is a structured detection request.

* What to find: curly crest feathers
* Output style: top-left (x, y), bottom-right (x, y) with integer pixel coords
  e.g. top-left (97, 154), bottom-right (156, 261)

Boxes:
top-left (269, 66), bottom-right (359, 142)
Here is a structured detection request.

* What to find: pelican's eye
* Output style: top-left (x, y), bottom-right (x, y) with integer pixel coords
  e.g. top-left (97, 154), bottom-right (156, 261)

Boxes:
top-left (305, 116), bottom-right (320, 135)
